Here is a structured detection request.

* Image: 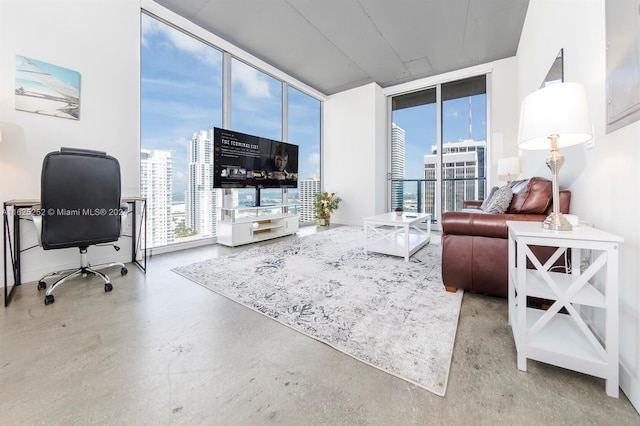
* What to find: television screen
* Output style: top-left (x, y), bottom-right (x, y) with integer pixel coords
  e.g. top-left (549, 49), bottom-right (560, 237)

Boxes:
top-left (213, 127), bottom-right (299, 189)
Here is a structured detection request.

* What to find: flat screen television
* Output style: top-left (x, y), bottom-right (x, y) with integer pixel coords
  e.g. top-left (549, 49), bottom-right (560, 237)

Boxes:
top-left (213, 127), bottom-right (299, 192)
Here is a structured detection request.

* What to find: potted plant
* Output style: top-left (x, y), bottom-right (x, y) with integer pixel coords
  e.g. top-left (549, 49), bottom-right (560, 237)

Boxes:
top-left (314, 191), bottom-right (341, 226)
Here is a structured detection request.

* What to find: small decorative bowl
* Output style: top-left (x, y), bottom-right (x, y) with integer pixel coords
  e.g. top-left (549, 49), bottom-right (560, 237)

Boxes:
top-left (394, 208), bottom-right (403, 216)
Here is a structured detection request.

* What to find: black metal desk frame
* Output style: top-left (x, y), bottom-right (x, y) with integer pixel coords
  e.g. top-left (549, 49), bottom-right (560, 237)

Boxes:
top-left (3, 197), bottom-right (147, 307)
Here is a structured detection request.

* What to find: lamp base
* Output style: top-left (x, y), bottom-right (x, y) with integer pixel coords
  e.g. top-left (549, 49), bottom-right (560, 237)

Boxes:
top-left (542, 211), bottom-right (573, 231)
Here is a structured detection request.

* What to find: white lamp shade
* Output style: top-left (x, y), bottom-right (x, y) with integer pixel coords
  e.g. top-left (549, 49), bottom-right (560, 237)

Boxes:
top-left (518, 82), bottom-right (592, 150)
top-left (497, 156), bottom-right (521, 177)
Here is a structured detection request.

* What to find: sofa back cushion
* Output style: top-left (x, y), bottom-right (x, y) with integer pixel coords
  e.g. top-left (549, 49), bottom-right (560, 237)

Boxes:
top-left (507, 177), bottom-right (552, 214)
top-left (481, 185), bottom-right (513, 214)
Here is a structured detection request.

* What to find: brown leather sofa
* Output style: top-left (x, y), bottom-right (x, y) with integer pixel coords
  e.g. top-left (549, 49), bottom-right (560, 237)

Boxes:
top-left (441, 177), bottom-right (571, 298)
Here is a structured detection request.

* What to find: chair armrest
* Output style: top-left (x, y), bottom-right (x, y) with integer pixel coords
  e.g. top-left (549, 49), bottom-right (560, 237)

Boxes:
top-left (463, 200), bottom-right (483, 209)
top-left (442, 211), bottom-right (549, 239)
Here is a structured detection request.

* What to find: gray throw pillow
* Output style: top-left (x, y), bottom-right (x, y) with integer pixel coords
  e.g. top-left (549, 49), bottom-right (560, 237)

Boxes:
top-left (480, 186), bottom-right (499, 210)
top-left (481, 185), bottom-right (513, 214)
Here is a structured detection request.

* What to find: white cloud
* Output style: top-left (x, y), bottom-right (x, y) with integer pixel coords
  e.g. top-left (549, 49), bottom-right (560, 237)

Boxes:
top-left (142, 13), bottom-right (221, 67)
top-left (232, 61), bottom-right (271, 99)
top-left (307, 152), bottom-right (320, 167)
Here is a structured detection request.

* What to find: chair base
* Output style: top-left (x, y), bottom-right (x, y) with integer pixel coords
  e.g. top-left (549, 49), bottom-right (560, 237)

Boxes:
top-left (38, 247), bottom-right (128, 305)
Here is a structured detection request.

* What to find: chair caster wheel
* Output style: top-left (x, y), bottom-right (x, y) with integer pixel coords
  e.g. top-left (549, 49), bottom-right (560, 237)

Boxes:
top-left (37, 281), bottom-right (46, 291)
top-left (105, 283), bottom-right (113, 292)
top-left (44, 295), bottom-right (55, 305)
top-left (121, 267), bottom-right (128, 276)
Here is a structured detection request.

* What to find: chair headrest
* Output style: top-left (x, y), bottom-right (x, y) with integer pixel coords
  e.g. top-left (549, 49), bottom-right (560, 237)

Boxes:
top-left (60, 147), bottom-right (107, 157)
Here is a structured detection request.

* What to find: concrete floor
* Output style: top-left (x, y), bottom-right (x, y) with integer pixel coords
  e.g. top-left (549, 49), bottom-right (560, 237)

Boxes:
top-left (1, 226), bottom-right (638, 425)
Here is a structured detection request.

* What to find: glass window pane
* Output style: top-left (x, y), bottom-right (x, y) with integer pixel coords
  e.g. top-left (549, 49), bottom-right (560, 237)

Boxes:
top-left (231, 58), bottom-right (283, 206)
top-left (390, 75), bottom-right (487, 223)
top-left (391, 88), bottom-right (437, 215)
top-left (288, 86), bottom-right (321, 223)
top-left (441, 75), bottom-right (487, 213)
top-left (141, 13), bottom-right (222, 247)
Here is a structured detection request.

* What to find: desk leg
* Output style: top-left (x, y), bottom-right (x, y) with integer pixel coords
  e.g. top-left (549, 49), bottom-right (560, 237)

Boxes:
top-left (130, 199), bottom-right (147, 273)
top-left (3, 205), bottom-right (8, 307)
top-left (3, 204), bottom-right (21, 307)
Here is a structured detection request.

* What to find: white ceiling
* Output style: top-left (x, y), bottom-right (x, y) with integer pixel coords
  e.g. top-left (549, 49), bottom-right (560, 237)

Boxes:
top-left (154, 0), bottom-right (530, 95)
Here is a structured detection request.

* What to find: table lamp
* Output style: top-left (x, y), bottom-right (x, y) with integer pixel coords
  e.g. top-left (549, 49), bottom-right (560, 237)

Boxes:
top-left (517, 82), bottom-right (592, 231)
top-left (497, 156), bottom-right (521, 183)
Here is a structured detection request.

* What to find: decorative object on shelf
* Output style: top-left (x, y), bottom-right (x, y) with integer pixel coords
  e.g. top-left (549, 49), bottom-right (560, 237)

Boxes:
top-left (517, 82), bottom-right (592, 231)
top-left (315, 191), bottom-right (341, 226)
top-left (394, 207), bottom-right (404, 216)
top-left (497, 156), bottom-right (521, 183)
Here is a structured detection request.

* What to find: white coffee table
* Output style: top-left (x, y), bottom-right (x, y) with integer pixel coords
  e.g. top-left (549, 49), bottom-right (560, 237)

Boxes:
top-left (363, 212), bottom-right (431, 261)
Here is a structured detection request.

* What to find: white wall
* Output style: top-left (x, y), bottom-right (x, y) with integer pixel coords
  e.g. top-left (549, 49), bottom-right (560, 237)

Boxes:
top-left (518, 0), bottom-right (640, 411)
top-left (488, 58), bottom-right (520, 184)
top-left (0, 0), bottom-right (141, 284)
top-left (323, 83), bottom-right (387, 225)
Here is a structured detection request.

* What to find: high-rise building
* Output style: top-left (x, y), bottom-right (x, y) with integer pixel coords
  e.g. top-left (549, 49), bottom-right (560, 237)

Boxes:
top-left (185, 129), bottom-right (216, 238)
top-left (423, 139), bottom-right (486, 214)
top-left (140, 149), bottom-right (173, 248)
top-left (299, 177), bottom-right (320, 222)
top-left (391, 123), bottom-right (406, 209)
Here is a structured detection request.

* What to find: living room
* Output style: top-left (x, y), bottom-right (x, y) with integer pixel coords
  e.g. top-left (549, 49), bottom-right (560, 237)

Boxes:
top-left (0, 0), bottom-right (638, 423)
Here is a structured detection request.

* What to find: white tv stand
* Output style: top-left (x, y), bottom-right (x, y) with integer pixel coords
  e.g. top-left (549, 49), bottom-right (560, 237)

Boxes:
top-left (217, 203), bottom-right (299, 247)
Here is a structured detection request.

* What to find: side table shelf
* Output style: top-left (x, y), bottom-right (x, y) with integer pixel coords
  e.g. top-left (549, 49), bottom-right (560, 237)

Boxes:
top-left (506, 220), bottom-right (623, 398)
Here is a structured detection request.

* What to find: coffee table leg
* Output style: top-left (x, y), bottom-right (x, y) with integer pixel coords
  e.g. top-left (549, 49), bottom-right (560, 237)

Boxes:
top-left (404, 224), bottom-right (409, 262)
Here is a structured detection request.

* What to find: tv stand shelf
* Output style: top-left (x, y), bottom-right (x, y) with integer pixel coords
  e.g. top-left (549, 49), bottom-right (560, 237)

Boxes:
top-left (217, 204), bottom-right (299, 247)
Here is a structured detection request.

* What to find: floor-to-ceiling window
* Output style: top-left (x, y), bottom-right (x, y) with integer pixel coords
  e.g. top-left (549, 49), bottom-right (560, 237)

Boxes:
top-left (141, 11), bottom-right (322, 248)
top-left (287, 87), bottom-right (321, 223)
top-left (141, 13), bottom-right (223, 248)
top-left (440, 75), bottom-right (487, 213)
top-left (390, 75), bottom-right (487, 224)
top-left (391, 88), bottom-right (437, 217)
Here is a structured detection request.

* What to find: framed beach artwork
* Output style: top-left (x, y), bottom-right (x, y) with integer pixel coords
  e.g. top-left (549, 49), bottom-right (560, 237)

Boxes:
top-left (15, 55), bottom-right (81, 120)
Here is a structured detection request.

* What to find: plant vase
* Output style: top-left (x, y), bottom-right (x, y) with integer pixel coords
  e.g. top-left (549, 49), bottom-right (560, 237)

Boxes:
top-left (317, 216), bottom-right (330, 226)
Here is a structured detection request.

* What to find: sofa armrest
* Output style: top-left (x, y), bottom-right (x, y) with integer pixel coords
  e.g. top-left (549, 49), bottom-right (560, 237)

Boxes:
top-left (441, 211), bottom-right (549, 239)
top-left (463, 200), bottom-right (483, 209)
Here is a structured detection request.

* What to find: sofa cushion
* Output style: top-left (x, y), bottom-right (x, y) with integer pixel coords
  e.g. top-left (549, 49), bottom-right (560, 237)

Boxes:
top-left (480, 186), bottom-right (499, 210)
top-left (507, 177), bottom-right (552, 214)
top-left (481, 185), bottom-right (513, 214)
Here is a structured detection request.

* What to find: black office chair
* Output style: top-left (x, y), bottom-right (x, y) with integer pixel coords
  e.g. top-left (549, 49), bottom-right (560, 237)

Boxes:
top-left (33, 147), bottom-right (128, 305)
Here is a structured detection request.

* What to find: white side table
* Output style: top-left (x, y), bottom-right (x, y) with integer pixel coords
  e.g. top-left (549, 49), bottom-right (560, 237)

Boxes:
top-left (363, 212), bottom-right (431, 262)
top-left (506, 220), bottom-right (623, 397)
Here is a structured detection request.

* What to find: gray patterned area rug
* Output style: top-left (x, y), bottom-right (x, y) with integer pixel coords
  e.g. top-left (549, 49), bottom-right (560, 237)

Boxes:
top-left (172, 226), bottom-right (463, 396)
